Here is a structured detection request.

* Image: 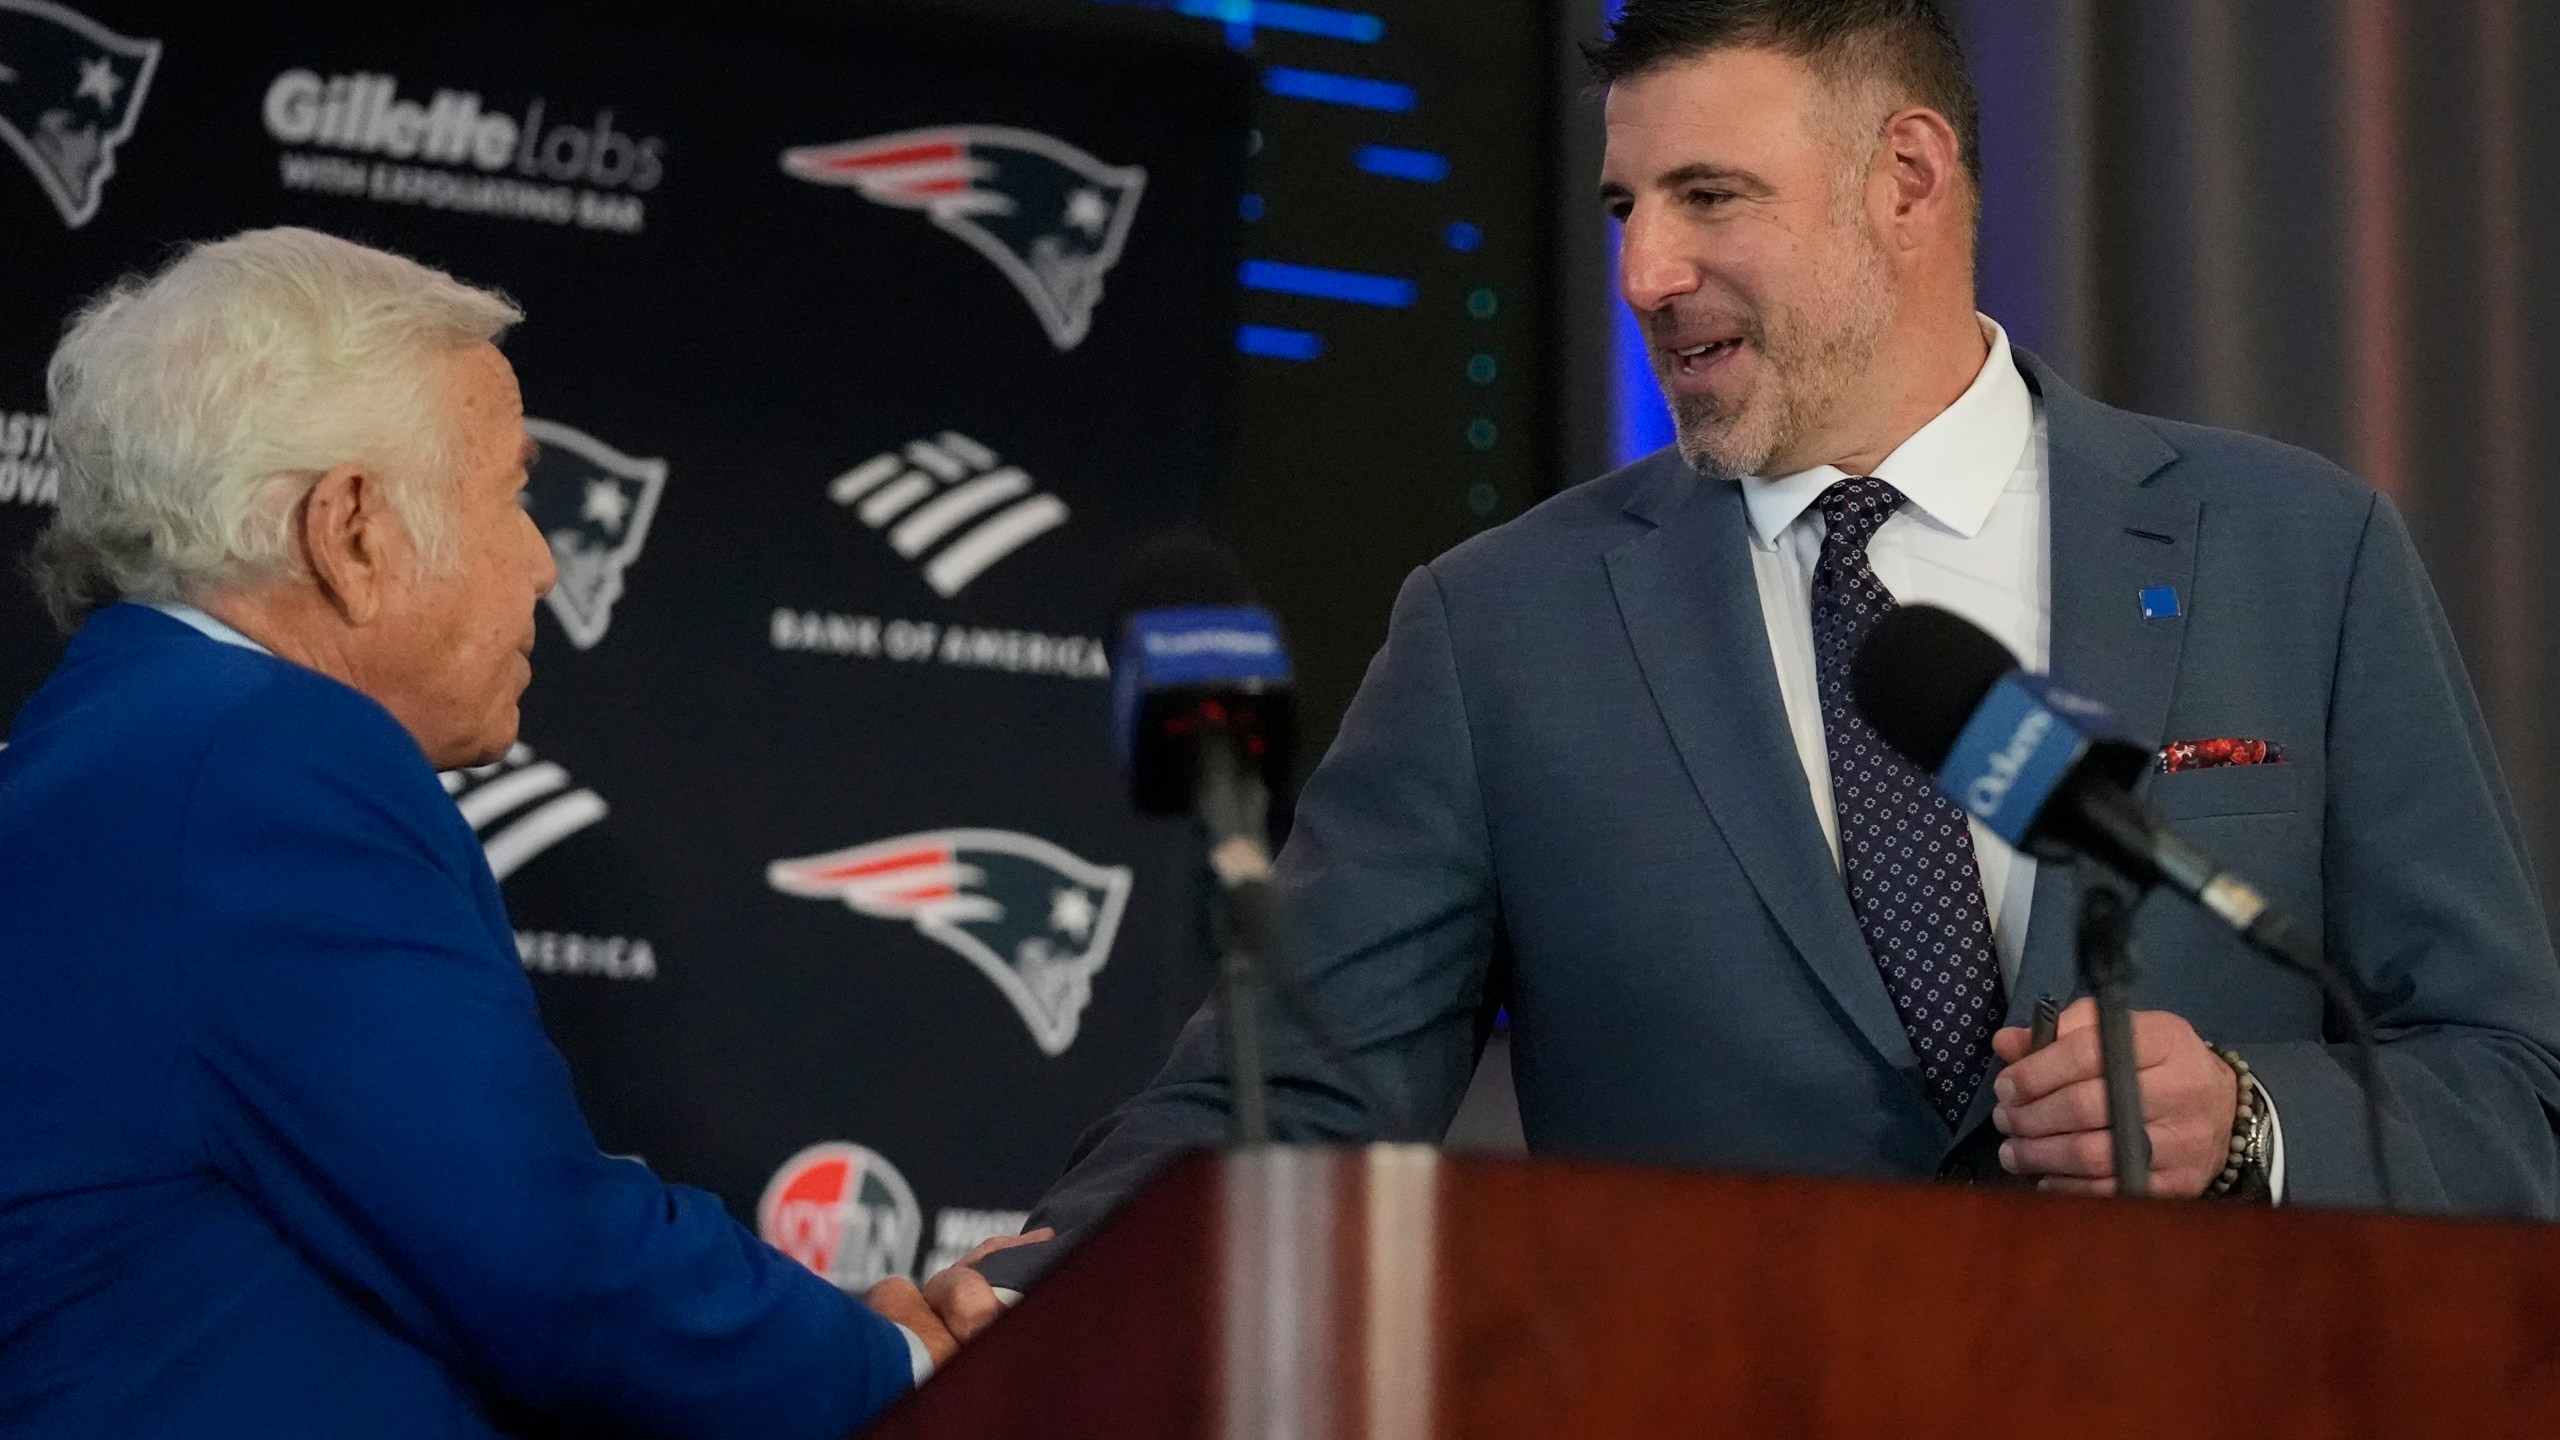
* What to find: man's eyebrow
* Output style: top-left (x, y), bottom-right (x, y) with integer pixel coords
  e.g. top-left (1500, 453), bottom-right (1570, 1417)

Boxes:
top-left (1654, 162), bottom-right (1769, 192)
top-left (1599, 162), bottom-right (1770, 205)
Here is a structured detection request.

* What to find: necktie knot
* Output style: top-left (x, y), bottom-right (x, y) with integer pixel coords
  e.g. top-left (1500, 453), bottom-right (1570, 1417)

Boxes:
top-left (1817, 476), bottom-right (1903, 554)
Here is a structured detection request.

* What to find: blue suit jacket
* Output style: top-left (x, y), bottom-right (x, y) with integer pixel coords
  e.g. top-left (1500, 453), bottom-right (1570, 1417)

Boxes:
top-left (989, 353), bottom-right (2560, 1285)
top-left (0, 606), bottom-right (909, 1438)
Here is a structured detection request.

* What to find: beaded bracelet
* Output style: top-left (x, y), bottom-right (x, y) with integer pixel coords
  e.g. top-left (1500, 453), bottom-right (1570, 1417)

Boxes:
top-left (2206, 1048), bottom-right (2263, 1199)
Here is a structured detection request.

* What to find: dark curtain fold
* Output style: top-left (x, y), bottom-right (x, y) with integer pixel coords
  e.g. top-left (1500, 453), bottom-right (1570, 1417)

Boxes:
top-left (1954, 0), bottom-right (2560, 922)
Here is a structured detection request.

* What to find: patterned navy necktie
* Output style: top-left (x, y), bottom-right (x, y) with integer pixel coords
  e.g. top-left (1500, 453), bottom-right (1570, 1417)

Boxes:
top-left (1810, 477), bottom-right (2005, 1129)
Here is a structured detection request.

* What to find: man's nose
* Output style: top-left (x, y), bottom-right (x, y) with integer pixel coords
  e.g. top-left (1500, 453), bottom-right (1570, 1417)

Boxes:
top-left (1618, 208), bottom-right (1702, 316)
top-left (525, 516), bottom-right (559, 599)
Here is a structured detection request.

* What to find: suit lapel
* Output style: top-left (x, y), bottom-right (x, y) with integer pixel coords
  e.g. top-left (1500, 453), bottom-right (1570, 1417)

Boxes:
top-left (2004, 355), bottom-right (2193, 1031)
top-left (1605, 460), bottom-right (1920, 1077)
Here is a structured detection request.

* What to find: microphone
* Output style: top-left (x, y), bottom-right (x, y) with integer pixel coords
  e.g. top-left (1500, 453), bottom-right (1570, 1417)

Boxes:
top-left (1107, 533), bottom-right (1297, 1146)
top-left (1104, 534), bottom-right (1409, 1150)
top-left (1108, 533), bottom-right (1296, 871)
top-left (1851, 605), bottom-right (2302, 968)
top-left (1854, 605), bottom-right (2392, 1201)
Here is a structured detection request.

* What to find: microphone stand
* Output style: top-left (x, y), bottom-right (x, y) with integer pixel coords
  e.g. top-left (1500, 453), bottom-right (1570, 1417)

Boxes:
top-left (1196, 734), bottom-right (1273, 1147)
top-left (2074, 880), bottom-right (2151, 1198)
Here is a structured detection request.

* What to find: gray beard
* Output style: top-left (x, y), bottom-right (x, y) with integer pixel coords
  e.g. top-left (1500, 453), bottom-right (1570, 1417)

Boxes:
top-left (1659, 231), bottom-right (1898, 481)
top-left (1672, 387), bottom-right (1789, 480)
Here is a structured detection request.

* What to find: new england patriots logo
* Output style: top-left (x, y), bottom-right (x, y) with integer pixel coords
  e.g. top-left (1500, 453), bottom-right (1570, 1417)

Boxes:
top-left (0, 1), bottom-right (159, 228)
top-left (769, 828), bottom-right (1132, 1056)
top-left (780, 126), bottom-right (1145, 352)
top-left (524, 418), bottom-right (667, 651)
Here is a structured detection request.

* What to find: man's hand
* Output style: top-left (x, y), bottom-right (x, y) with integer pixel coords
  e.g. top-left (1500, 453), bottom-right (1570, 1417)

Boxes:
top-left (920, 1228), bottom-right (1054, 1345)
top-left (864, 1277), bottom-right (957, 1368)
top-left (1990, 998), bottom-right (2238, 1197)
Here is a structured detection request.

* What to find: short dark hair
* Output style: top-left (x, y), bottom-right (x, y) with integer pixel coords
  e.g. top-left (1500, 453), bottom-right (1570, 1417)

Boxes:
top-left (1584, 0), bottom-right (1982, 190)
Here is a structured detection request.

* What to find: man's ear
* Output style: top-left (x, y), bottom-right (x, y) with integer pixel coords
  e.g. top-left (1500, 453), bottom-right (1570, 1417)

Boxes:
top-left (1877, 105), bottom-right (1965, 245)
top-left (296, 463), bottom-right (394, 626)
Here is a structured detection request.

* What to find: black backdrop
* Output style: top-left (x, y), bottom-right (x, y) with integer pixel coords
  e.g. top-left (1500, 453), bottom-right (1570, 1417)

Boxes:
top-left (0, 0), bottom-right (1249, 1289)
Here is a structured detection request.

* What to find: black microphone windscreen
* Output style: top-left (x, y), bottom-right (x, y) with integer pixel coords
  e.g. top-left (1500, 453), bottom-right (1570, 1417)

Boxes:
top-left (1109, 530), bottom-right (1255, 639)
top-left (1851, 605), bottom-right (2021, 771)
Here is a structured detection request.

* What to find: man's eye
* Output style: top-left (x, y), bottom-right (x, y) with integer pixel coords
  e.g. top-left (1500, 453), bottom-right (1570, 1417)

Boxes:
top-left (1687, 189), bottom-right (1732, 208)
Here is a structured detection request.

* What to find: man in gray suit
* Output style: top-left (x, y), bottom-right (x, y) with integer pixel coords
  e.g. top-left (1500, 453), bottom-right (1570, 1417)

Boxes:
top-left (938, 0), bottom-right (2560, 1320)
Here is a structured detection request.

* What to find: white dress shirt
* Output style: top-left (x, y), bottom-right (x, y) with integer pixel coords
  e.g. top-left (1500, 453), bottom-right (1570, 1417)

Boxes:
top-left (1735, 319), bottom-right (2282, 1199)
top-left (153, 603), bottom-right (272, 656)
top-left (1741, 318), bottom-right (2047, 984)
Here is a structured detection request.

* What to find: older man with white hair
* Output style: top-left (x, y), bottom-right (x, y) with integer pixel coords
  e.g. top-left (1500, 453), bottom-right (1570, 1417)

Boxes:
top-left (0, 228), bottom-right (967, 1438)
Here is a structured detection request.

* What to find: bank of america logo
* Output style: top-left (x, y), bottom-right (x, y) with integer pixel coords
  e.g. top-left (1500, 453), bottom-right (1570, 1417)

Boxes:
top-left (442, 743), bottom-right (609, 881)
top-left (828, 430), bottom-right (1067, 598)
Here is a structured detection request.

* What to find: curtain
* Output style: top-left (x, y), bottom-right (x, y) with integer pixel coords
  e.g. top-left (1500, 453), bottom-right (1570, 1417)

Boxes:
top-left (1957, 0), bottom-right (2560, 918)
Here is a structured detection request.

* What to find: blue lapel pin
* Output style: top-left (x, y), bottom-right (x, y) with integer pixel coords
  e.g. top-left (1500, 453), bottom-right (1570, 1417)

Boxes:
top-left (2140, 586), bottom-right (2182, 620)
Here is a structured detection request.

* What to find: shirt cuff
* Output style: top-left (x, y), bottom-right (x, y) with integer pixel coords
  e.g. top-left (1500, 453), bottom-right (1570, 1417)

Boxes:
top-left (991, 1286), bottom-right (1025, 1309)
top-left (896, 1323), bottom-right (934, 1385)
top-left (2256, 1073), bottom-right (2286, 1205)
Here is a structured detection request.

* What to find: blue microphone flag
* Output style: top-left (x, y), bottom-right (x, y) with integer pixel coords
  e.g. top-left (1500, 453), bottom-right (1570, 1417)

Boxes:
top-left (1111, 606), bottom-right (1293, 772)
top-left (1935, 673), bottom-right (2128, 848)
top-left (1117, 606), bottom-right (1292, 687)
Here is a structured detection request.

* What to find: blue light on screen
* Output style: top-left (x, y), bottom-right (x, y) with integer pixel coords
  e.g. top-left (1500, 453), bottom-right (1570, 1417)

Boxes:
top-left (1263, 67), bottom-right (1419, 113)
top-left (1239, 325), bottom-right (1327, 361)
top-left (1608, 227), bottom-right (1676, 464)
top-left (1172, 0), bottom-right (1385, 41)
top-left (1444, 221), bottom-right (1484, 253)
top-left (1240, 259), bottom-right (1419, 308)
top-left (1353, 144), bottom-right (1450, 183)
top-left (1600, 0), bottom-right (1672, 465)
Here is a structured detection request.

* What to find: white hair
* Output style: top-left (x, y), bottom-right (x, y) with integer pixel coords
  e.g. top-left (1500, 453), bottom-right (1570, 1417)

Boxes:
top-left (29, 226), bottom-right (522, 628)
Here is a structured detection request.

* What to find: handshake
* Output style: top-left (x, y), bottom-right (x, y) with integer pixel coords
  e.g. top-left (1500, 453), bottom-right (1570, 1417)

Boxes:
top-left (861, 1229), bottom-right (1054, 1367)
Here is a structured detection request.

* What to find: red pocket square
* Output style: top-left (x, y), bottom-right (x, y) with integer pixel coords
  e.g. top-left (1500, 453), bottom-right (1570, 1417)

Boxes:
top-left (2158, 738), bottom-right (2286, 773)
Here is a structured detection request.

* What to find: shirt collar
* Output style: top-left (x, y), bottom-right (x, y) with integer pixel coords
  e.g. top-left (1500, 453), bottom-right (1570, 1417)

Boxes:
top-left (1739, 316), bottom-right (2035, 549)
top-left (151, 602), bottom-right (274, 656)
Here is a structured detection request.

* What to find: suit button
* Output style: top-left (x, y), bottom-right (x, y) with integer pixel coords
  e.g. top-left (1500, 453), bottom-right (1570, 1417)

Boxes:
top-left (1941, 1162), bottom-right (1976, 1184)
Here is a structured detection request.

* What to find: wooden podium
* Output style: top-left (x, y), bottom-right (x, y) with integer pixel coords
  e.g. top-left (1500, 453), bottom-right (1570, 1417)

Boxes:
top-left (866, 1147), bottom-right (2560, 1438)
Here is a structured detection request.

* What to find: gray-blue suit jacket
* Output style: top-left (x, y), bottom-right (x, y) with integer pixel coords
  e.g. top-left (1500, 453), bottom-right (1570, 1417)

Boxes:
top-left (992, 352), bottom-right (2560, 1284)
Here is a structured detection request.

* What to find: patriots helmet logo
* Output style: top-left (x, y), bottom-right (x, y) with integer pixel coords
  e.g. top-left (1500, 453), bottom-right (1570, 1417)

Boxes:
top-left (769, 828), bottom-right (1133, 1056)
top-left (780, 126), bottom-right (1146, 352)
top-left (0, 0), bottom-right (159, 228)
top-left (524, 418), bottom-right (667, 651)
